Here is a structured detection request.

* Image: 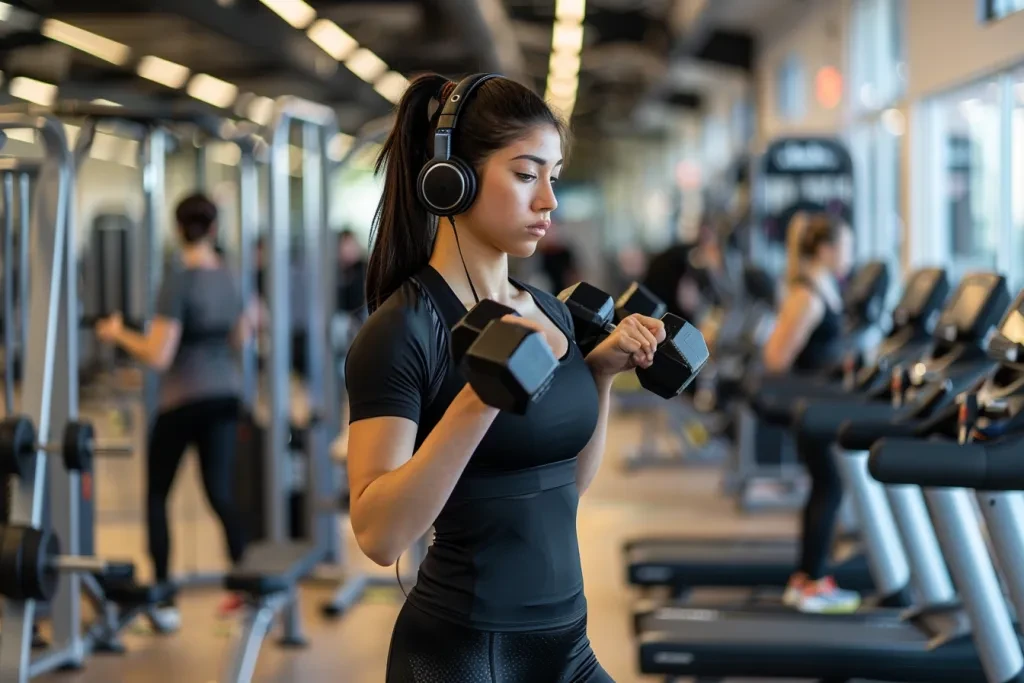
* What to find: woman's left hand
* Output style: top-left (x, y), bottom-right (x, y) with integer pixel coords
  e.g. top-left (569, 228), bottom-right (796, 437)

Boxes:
top-left (95, 312), bottom-right (124, 344)
top-left (585, 314), bottom-right (666, 380)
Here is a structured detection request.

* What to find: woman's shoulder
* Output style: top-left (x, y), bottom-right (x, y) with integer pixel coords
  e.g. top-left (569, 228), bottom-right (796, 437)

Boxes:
top-left (352, 279), bottom-right (442, 353)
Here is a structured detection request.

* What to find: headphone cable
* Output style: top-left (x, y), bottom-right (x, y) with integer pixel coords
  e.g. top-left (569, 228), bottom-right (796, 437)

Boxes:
top-left (449, 216), bottom-right (480, 305)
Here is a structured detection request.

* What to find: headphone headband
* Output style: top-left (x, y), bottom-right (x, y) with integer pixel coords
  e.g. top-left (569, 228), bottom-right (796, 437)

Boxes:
top-left (419, 72), bottom-right (501, 216)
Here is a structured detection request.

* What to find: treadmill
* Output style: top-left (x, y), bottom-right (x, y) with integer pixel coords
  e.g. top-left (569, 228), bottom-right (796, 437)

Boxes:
top-left (633, 278), bottom-right (1022, 683)
top-left (625, 267), bottom-right (950, 598)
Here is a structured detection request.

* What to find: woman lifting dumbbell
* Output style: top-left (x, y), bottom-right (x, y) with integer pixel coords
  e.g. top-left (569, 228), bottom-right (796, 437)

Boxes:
top-left (762, 212), bottom-right (859, 614)
top-left (94, 193), bottom-right (256, 628)
top-left (344, 73), bottom-right (667, 682)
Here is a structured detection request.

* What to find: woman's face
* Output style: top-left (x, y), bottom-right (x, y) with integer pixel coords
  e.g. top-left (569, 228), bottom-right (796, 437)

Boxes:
top-left (460, 124), bottom-right (562, 258)
top-left (820, 226), bottom-right (854, 278)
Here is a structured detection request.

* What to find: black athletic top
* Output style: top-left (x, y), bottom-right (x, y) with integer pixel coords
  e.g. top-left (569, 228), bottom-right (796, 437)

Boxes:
top-left (790, 275), bottom-right (844, 373)
top-left (345, 264), bottom-right (601, 631)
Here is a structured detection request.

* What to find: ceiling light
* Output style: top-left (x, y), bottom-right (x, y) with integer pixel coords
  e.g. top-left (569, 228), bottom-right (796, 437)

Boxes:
top-left (0, 4), bottom-right (12, 22)
top-left (552, 21), bottom-right (584, 53)
top-left (328, 133), bottom-right (354, 161)
top-left (137, 55), bottom-right (191, 89)
top-left (546, 77), bottom-right (578, 100)
top-left (40, 19), bottom-right (130, 66)
top-left (374, 71), bottom-right (408, 104)
top-left (345, 48), bottom-right (388, 83)
top-left (259, 0), bottom-right (316, 30)
top-left (247, 95), bottom-right (276, 126)
top-left (92, 99), bottom-right (121, 107)
top-left (9, 77), bottom-right (58, 107)
top-left (187, 73), bottom-right (239, 109)
top-left (306, 19), bottom-right (358, 61)
top-left (554, 0), bottom-right (586, 22)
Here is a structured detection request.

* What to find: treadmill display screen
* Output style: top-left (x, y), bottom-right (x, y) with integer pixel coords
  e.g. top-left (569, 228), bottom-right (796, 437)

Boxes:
top-left (947, 282), bottom-right (991, 332)
top-left (898, 270), bottom-right (938, 315)
top-left (1001, 306), bottom-right (1024, 345)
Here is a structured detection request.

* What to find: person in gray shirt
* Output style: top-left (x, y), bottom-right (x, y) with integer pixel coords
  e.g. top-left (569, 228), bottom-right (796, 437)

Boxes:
top-left (96, 193), bottom-right (256, 627)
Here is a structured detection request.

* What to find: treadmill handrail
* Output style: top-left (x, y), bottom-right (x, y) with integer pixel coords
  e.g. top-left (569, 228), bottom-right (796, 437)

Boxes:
top-left (869, 436), bottom-right (1024, 490)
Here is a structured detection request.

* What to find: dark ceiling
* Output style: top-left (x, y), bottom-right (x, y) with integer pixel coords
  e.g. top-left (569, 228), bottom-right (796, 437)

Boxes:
top-left (0, 0), bottom-right (771, 140)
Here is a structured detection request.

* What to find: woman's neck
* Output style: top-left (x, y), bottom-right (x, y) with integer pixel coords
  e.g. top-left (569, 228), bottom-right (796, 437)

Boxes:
top-left (428, 217), bottom-right (515, 306)
top-left (180, 242), bottom-right (219, 268)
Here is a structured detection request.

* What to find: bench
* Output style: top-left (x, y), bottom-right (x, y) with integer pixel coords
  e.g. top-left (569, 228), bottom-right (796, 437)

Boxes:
top-left (222, 541), bottom-right (323, 683)
top-left (80, 563), bottom-right (179, 654)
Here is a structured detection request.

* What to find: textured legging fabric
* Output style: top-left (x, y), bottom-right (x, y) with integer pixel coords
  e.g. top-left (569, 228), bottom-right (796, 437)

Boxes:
top-left (146, 397), bottom-right (247, 584)
top-left (797, 433), bottom-right (844, 579)
top-left (386, 602), bottom-right (615, 683)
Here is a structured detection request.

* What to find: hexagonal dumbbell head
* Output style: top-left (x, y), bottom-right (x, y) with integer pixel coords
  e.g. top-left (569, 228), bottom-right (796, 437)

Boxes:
top-left (558, 282), bottom-right (615, 344)
top-left (462, 319), bottom-right (558, 414)
top-left (635, 314), bottom-right (710, 398)
top-left (451, 299), bottom-right (518, 366)
top-left (615, 281), bottom-right (667, 322)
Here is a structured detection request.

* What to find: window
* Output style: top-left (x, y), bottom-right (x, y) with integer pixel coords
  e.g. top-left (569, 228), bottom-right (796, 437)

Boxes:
top-left (1013, 70), bottom-right (1024, 288)
top-left (776, 54), bottom-right (806, 121)
top-left (915, 79), bottom-right (1005, 283)
top-left (980, 0), bottom-right (1024, 21)
top-left (849, 0), bottom-right (906, 113)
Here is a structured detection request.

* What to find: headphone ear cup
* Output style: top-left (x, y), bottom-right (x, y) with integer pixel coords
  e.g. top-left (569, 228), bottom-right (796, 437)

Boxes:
top-left (417, 156), bottom-right (478, 216)
top-left (449, 156), bottom-right (478, 214)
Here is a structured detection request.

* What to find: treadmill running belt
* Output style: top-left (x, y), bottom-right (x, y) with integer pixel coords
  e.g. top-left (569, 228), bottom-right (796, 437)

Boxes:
top-left (637, 607), bottom-right (989, 682)
top-left (625, 538), bottom-right (875, 591)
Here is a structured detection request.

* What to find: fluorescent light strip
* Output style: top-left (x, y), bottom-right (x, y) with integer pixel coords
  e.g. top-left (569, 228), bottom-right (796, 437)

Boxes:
top-left (549, 51), bottom-right (581, 79)
top-left (328, 132), bottom-right (354, 161)
top-left (186, 73), bottom-right (239, 109)
top-left (247, 95), bottom-right (275, 126)
top-left (554, 0), bottom-right (586, 22)
top-left (260, 0), bottom-right (316, 30)
top-left (137, 55), bottom-right (191, 89)
top-left (9, 76), bottom-right (58, 106)
top-left (40, 19), bottom-right (131, 66)
top-left (307, 19), bottom-right (358, 61)
top-left (92, 99), bottom-right (121, 107)
top-left (552, 21), bottom-right (584, 53)
top-left (345, 47), bottom-right (388, 83)
top-left (374, 71), bottom-right (408, 104)
top-left (0, 3), bottom-right (12, 22)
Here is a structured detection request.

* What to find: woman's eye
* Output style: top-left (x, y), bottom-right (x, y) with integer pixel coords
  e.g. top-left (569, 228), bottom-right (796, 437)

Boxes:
top-left (551, 177), bottom-right (560, 185)
top-left (516, 173), bottom-right (536, 182)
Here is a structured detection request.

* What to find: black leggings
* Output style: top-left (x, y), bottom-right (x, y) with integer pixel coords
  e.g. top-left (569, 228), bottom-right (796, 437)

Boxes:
top-left (147, 397), bottom-right (247, 585)
top-left (386, 602), bottom-right (614, 683)
top-left (797, 433), bottom-right (844, 580)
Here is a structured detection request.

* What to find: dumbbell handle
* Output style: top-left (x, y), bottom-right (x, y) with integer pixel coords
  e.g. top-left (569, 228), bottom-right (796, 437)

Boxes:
top-left (35, 440), bottom-right (133, 458)
top-left (49, 555), bottom-right (110, 573)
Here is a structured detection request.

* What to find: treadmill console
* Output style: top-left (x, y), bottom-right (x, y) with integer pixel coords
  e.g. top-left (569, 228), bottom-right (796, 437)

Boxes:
top-left (988, 290), bottom-right (1024, 365)
top-left (934, 273), bottom-right (1008, 344)
top-left (842, 261), bottom-right (889, 327)
top-left (892, 268), bottom-right (948, 329)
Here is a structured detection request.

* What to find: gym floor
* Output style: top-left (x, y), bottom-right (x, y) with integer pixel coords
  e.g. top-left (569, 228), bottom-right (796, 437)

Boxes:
top-left (36, 401), bottom-right (802, 683)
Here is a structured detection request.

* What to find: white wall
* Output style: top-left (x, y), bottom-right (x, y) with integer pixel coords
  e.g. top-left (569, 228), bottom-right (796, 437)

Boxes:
top-left (755, 0), bottom-right (851, 147)
top-left (905, 0), bottom-right (1024, 99)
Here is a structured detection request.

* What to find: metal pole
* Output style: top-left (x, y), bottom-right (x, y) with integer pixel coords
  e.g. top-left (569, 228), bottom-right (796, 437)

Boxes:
top-left (17, 172), bottom-right (29, 384)
top-left (3, 172), bottom-right (14, 415)
top-left (267, 119), bottom-right (292, 543)
top-left (238, 143), bottom-right (259, 409)
top-left (140, 128), bottom-right (167, 431)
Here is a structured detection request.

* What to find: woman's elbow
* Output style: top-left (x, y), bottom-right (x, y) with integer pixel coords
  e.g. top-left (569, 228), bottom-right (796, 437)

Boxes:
top-left (353, 527), bottom-right (401, 567)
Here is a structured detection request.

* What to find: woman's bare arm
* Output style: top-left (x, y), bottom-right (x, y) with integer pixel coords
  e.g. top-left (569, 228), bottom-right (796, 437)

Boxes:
top-left (347, 385), bottom-right (499, 566)
top-left (762, 287), bottom-right (824, 373)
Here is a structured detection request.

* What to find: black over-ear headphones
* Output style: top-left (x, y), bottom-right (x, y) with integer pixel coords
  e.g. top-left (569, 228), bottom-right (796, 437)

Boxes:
top-left (417, 73), bottom-right (499, 217)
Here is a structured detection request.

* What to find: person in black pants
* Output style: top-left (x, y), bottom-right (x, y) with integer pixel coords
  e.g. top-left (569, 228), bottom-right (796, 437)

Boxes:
top-left (762, 212), bottom-right (857, 614)
top-left (345, 72), bottom-right (667, 682)
top-left (96, 193), bottom-right (257, 629)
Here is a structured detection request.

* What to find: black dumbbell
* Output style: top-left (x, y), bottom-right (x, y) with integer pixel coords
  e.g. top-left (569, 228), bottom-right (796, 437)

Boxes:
top-left (558, 281), bottom-right (710, 398)
top-left (558, 281), bottom-right (666, 356)
top-left (451, 299), bottom-right (558, 414)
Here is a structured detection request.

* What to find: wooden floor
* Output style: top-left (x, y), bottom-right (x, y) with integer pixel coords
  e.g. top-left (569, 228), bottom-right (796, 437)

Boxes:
top-left (31, 400), bottom-right (801, 683)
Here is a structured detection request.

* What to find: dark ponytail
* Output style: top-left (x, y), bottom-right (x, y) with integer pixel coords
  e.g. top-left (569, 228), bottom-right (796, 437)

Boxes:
top-left (365, 73), bottom-right (448, 313)
top-left (365, 72), bottom-right (570, 313)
